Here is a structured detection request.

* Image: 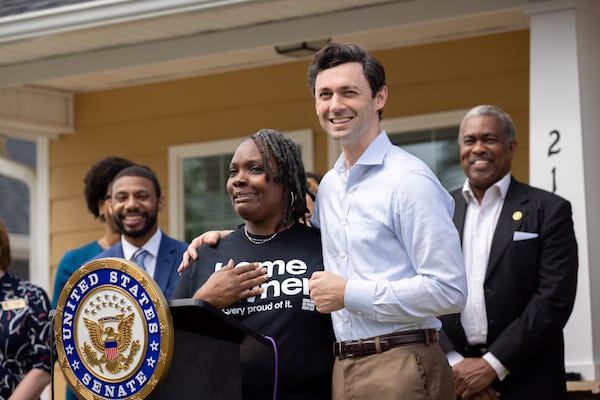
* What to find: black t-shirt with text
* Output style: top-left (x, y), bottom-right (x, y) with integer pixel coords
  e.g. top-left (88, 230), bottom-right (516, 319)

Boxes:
top-left (173, 223), bottom-right (334, 399)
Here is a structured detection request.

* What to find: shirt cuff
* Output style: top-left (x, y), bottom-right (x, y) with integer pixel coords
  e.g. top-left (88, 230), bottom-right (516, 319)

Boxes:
top-left (344, 279), bottom-right (377, 318)
top-left (482, 352), bottom-right (510, 380)
top-left (446, 350), bottom-right (464, 367)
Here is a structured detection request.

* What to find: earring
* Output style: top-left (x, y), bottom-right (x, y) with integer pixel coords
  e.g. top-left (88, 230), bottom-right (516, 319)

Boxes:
top-left (290, 192), bottom-right (296, 207)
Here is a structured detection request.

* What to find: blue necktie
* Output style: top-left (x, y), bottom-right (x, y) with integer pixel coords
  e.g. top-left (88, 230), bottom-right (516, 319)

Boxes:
top-left (131, 248), bottom-right (148, 271)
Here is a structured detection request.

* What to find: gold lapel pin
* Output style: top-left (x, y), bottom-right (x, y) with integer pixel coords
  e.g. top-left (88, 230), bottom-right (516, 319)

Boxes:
top-left (512, 211), bottom-right (523, 221)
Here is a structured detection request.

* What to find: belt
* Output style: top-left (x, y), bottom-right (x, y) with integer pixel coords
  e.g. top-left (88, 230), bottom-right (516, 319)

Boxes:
top-left (334, 329), bottom-right (439, 359)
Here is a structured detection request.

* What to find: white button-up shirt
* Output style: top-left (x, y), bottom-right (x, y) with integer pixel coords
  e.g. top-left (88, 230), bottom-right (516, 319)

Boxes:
top-left (312, 131), bottom-right (467, 342)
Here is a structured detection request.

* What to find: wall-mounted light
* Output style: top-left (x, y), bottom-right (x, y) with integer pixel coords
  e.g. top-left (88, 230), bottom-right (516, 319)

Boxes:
top-left (274, 38), bottom-right (331, 58)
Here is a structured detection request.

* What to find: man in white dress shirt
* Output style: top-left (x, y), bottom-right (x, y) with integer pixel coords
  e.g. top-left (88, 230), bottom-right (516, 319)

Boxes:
top-left (440, 105), bottom-right (578, 400)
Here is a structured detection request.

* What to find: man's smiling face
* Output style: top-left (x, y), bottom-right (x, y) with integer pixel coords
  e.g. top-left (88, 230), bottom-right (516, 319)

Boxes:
top-left (459, 114), bottom-right (516, 199)
top-left (314, 62), bottom-right (385, 146)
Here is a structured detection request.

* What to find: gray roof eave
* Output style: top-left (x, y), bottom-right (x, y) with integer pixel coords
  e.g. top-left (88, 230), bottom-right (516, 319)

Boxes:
top-left (0, 0), bottom-right (254, 44)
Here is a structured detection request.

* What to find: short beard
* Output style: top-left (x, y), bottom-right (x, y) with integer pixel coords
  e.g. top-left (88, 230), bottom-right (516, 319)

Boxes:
top-left (113, 211), bottom-right (158, 238)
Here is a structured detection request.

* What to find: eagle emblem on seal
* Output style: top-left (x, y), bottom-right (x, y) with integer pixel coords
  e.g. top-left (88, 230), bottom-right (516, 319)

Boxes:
top-left (82, 313), bottom-right (141, 374)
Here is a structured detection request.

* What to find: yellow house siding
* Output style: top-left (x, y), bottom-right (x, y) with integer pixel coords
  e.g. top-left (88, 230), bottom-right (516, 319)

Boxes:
top-left (49, 30), bottom-right (529, 298)
top-left (376, 30), bottom-right (529, 181)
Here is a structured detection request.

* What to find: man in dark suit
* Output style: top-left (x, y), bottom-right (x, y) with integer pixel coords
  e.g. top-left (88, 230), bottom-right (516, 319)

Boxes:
top-left (94, 164), bottom-right (187, 299)
top-left (440, 105), bottom-right (578, 400)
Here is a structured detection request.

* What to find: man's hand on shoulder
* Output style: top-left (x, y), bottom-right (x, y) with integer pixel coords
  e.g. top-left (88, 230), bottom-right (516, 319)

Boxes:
top-left (178, 230), bottom-right (233, 273)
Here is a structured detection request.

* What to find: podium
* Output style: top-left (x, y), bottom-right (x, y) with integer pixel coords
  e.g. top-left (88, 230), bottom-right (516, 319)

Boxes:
top-left (52, 259), bottom-right (276, 400)
top-left (148, 298), bottom-right (276, 400)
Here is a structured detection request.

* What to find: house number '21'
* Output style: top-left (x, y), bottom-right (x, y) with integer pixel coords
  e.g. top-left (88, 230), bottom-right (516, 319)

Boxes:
top-left (548, 129), bottom-right (561, 193)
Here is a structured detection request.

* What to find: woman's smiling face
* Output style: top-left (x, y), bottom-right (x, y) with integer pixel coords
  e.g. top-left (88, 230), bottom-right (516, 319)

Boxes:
top-left (227, 138), bottom-right (285, 231)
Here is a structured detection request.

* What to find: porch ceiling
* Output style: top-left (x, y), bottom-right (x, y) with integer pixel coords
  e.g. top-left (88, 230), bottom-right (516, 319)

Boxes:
top-left (0, 0), bottom-right (531, 93)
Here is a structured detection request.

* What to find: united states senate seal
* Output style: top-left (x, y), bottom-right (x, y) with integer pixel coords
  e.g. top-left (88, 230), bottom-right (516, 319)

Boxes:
top-left (54, 257), bottom-right (173, 400)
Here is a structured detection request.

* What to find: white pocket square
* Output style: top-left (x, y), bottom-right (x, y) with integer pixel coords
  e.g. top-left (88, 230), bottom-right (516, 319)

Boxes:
top-left (513, 231), bottom-right (539, 241)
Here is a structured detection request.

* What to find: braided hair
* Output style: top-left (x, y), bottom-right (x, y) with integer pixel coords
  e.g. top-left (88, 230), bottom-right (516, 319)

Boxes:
top-left (248, 128), bottom-right (309, 229)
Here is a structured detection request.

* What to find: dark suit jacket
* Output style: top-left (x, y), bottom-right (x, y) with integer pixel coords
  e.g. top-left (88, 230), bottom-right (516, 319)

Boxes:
top-left (93, 233), bottom-right (187, 299)
top-left (440, 177), bottom-right (578, 399)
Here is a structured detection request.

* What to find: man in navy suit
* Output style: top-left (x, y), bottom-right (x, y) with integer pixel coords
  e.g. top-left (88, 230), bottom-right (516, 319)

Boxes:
top-left (440, 105), bottom-right (578, 400)
top-left (95, 164), bottom-right (187, 299)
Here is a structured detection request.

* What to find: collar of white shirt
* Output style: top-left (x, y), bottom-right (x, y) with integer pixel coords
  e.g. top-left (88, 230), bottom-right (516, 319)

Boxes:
top-left (461, 172), bottom-right (511, 204)
top-left (121, 228), bottom-right (162, 262)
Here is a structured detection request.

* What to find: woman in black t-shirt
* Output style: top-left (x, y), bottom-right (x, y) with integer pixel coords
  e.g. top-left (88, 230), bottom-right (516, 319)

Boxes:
top-left (173, 129), bottom-right (333, 400)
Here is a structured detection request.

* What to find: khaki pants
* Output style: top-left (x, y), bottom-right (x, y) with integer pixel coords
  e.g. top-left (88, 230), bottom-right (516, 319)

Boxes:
top-left (332, 342), bottom-right (455, 400)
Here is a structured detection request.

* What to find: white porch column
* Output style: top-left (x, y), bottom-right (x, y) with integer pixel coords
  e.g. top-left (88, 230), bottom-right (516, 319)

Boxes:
top-left (525, 0), bottom-right (600, 380)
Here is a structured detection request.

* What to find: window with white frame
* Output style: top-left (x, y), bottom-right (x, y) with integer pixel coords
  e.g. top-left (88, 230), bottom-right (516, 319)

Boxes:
top-left (0, 136), bottom-right (36, 280)
top-left (327, 109), bottom-right (467, 191)
top-left (169, 130), bottom-right (314, 242)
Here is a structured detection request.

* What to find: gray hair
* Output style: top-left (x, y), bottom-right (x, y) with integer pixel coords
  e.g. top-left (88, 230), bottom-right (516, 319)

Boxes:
top-left (459, 105), bottom-right (517, 144)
